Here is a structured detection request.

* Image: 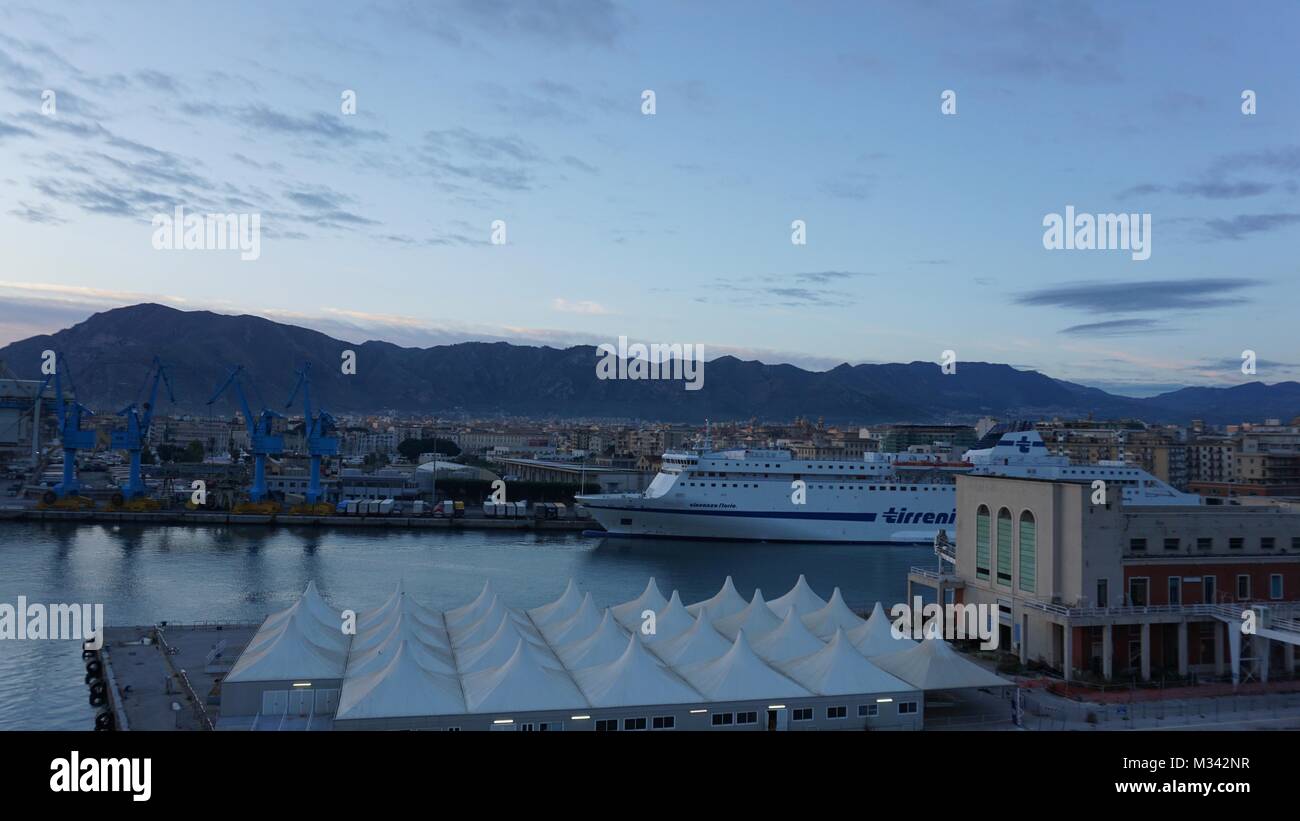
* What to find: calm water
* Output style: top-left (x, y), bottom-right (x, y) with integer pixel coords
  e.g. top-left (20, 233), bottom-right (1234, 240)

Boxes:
top-left (0, 522), bottom-right (929, 730)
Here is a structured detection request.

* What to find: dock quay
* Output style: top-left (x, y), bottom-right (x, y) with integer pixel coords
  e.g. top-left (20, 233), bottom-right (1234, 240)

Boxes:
top-left (93, 624), bottom-right (259, 731)
top-left (0, 508), bottom-right (596, 532)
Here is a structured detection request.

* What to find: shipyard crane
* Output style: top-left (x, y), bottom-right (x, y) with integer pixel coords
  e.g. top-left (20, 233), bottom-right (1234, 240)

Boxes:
top-left (284, 362), bottom-right (339, 508)
top-left (206, 365), bottom-right (284, 505)
top-left (33, 352), bottom-right (97, 505)
top-left (109, 357), bottom-right (175, 505)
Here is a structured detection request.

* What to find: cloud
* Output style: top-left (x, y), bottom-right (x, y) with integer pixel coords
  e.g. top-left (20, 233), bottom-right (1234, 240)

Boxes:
top-left (1015, 278), bottom-right (1263, 313)
top-left (552, 298), bottom-right (611, 315)
top-left (7, 201), bottom-right (65, 224)
top-left (703, 271), bottom-right (873, 308)
top-left (0, 120), bottom-right (37, 141)
top-left (396, 0), bottom-right (629, 48)
top-left (180, 103), bottom-right (388, 145)
top-left (1203, 214), bottom-right (1300, 241)
top-left (1120, 181), bottom-right (1274, 200)
top-left (1059, 318), bottom-right (1176, 336)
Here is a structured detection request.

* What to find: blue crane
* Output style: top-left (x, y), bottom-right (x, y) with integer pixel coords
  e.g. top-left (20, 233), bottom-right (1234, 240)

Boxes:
top-left (285, 362), bottom-right (339, 506)
top-left (33, 352), bottom-right (96, 501)
top-left (206, 365), bottom-right (284, 504)
top-left (109, 357), bottom-right (175, 502)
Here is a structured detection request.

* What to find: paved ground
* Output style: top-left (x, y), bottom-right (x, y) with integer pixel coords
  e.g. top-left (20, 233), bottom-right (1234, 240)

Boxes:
top-left (102, 624), bottom-right (256, 731)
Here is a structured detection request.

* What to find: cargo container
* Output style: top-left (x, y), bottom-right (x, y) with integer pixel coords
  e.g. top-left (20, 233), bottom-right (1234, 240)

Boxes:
top-left (410, 501), bottom-right (426, 516)
top-left (379, 499), bottom-right (395, 515)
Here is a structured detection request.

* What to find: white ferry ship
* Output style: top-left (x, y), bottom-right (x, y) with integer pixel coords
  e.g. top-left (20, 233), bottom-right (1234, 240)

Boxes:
top-left (577, 430), bottom-right (1200, 544)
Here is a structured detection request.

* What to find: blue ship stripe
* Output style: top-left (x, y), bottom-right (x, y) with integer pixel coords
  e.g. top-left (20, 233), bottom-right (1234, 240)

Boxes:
top-left (589, 505), bottom-right (880, 522)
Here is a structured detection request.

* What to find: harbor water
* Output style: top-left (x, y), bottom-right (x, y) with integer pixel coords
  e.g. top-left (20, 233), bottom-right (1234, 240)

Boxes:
top-left (0, 522), bottom-right (930, 730)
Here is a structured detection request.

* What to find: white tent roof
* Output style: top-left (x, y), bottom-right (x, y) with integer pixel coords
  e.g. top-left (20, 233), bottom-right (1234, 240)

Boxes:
top-left (556, 610), bottom-right (631, 670)
top-left (650, 611), bottom-right (733, 667)
top-left (358, 585), bottom-right (445, 636)
top-left (678, 630), bottom-right (812, 701)
top-left (686, 576), bottom-right (748, 620)
top-left (714, 588), bottom-right (783, 640)
top-left (347, 626), bottom-right (456, 677)
top-left (300, 580), bottom-right (344, 629)
top-left (227, 611), bottom-right (349, 682)
top-left (847, 602), bottom-right (917, 658)
top-left (767, 575), bottom-right (827, 617)
top-left (445, 580), bottom-right (496, 630)
top-left (457, 615), bottom-right (559, 674)
top-left (610, 577), bottom-right (668, 629)
top-left (336, 641), bottom-right (465, 720)
top-left (543, 592), bottom-right (602, 645)
top-left (644, 590), bottom-right (695, 644)
top-left (461, 638), bottom-right (589, 714)
top-left (526, 578), bottom-right (583, 628)
top-left (872, 636), bottom-right (1012, 691)
top-left (573, 634), bottom-right (703, 708)
top-left (802, 587), bottom-right (866, 638)
top-left (778, 629), bottom-right (914, 696)
top-left (260, 585), bottom-right (347, 651)
top-left (751, 606), bottom-right (826, 664)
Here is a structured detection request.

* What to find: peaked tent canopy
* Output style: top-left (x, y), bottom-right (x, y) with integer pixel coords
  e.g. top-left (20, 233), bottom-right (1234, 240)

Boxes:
top-left (544, 592), bottom-right (603, 645)
top-left (714, 588), bottom-right (783, 641)
top-left (610, 577), bottom-right (668, 629)
top-left (645, 590), bottom-right (696, 644)
top-left (461, 639), bottom-right (590, 714)
top-left (847, 602), bottom-right (917, 658)
top-left (457, 614), bottom-right (559, 674)
top-left (347, 627), bottom-right (455, 677)
top-left (686, 576), bottom-right (748, 620)
top-left (872, 636), bottom-right (1013, 691)
top-left (767, 575), bottom-right (828, 617)
top-left (573, 634), bottom-right (704, 707)
top-left (336, 641), bottom-right (465, 720)
top-left (556, 610), bottom-right (632, 670)
top-left (802, 588), bottom-right (866, 639)
top-left (226, 611), bottom-right (349, 682)
top-left (650, 611), bottom-right (733, 667)
top-left (752, 606), bottom-right (827, 664)
top-left (778, 629), bottom-right (914, 696)
top-left (527, 578), bottom-right (583, 628)
top-left (677, 630), bottom-right (812, 702)
top-left (445, 580), bottom-right (497, 630)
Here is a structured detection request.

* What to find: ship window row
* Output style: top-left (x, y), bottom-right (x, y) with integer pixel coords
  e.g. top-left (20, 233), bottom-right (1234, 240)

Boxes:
top-left (683, 482), bottom-right (953, 491)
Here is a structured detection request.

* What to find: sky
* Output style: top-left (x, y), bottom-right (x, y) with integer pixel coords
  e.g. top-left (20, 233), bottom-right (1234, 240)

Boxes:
top-left (1, 0), bottom-right (1298, 397)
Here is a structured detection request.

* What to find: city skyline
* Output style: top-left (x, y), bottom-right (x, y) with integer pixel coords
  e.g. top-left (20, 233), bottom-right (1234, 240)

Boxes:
top-left (2, 1), bottom-right (1299, 397)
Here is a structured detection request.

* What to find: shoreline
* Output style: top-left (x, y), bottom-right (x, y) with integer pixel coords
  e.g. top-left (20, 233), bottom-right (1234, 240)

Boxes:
top-left (0, 508), bottom-right (597, 532)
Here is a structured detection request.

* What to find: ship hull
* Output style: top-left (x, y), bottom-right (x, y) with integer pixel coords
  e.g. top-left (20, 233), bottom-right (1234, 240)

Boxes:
top-left (579, 492), bottom-right (955, 544)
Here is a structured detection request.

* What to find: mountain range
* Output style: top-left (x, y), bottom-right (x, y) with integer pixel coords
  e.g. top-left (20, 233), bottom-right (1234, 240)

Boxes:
top-left (1, 303), bottom-right (1296, 425)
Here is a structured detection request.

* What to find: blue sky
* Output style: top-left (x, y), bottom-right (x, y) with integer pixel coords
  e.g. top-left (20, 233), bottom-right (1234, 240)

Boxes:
top-left (1, 0), bottom-right (1298, 397)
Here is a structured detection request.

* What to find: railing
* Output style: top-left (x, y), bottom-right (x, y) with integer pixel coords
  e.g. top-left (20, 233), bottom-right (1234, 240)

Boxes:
top-left (1020, 600), bottom-right (1300, 621)
top-left (153, 625), bottom-right (216, 731)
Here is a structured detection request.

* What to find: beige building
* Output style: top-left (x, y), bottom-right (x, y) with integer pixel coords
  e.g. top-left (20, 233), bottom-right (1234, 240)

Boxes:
top-left (911, 474), bottom-right (1300, 685)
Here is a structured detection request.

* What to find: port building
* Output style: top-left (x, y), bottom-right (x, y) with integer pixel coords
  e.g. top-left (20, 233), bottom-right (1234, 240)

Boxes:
top-left (217, 576), bottom-right (1011, 731)
top-left (909, 473), bottom-right (1300, 685)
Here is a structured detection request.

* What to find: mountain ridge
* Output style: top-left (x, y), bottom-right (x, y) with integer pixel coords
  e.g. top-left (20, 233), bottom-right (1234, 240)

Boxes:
top-left (0, 303), bottom-right (1294, 425)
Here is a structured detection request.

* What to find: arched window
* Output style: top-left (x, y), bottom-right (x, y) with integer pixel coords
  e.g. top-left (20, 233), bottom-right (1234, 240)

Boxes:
top-left (1018, 511), bottom-right (1036, 592)
top-left (974, 505), bottom-right (990, 580)
top-left (996, 508), bottom-right (1013, 585)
